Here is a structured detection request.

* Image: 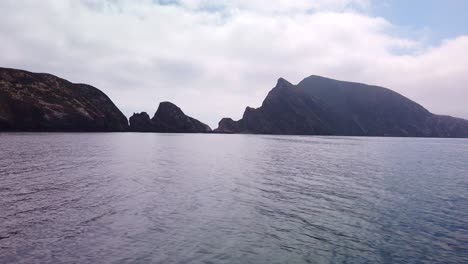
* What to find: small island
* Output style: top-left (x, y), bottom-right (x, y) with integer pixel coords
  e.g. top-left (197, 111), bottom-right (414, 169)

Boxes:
top-left (129, 102), bottom-right (211, 133)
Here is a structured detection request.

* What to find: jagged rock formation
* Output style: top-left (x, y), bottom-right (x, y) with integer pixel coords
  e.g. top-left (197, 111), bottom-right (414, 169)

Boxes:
top-left (0, 67), bottom-right (128, 132)
top-left (130, 102), bottom-right (211, 133)
top-left (128, 112), bottom-right (153, 132)
top-left (215, 75), bottom-right (468, 137)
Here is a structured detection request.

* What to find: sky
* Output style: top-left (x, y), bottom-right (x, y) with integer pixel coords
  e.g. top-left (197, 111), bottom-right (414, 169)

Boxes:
top-left (1, 0), bottom-right (467, 128)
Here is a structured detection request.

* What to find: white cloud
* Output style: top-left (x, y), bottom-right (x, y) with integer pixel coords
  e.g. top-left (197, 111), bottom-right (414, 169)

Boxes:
top-left (171, 0), bottom-right (370, 13)
top-left (0, 0), bottom-right (467, 127)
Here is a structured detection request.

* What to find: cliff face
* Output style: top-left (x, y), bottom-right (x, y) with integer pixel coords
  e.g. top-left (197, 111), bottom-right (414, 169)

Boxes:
top-left (130, 102), bottom-right (211, 133)
top-left (0, 67), bottom-right (128, 132)
top-left (215, 76), bottom-right (468, 137)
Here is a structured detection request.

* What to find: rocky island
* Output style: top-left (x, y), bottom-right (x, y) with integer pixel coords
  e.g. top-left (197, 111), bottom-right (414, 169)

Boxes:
top-left (215, 75), bottom-right (468, 137)
top-left (1, 67), bottom-right (468, 137)
top-left (129, 102), bottom-right (211, 133)
top-left (0, 67), bottom-right (128, 132)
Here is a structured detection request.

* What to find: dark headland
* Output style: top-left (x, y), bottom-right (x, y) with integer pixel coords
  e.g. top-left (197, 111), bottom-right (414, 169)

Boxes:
top-left (1, 67), bottom-right (468, 137)
top-left (216, 76), bottom-right (468, 137)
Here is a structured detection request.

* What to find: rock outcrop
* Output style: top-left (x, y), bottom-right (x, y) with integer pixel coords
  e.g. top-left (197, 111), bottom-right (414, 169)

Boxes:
top-left (0, 67), bottom-right (128, 132)
top-left (215, 75), bottom-right (468, 137)
top-left (130, 102), bottom-right (211, 133)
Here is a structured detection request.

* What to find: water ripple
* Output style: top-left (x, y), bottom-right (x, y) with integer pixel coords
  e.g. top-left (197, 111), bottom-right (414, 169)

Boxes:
top-left (0, 133), bottom-right (467, 263)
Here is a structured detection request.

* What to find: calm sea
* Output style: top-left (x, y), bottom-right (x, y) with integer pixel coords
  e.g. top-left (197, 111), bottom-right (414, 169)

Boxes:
top-left (1, 133), bottom-right (467, 263)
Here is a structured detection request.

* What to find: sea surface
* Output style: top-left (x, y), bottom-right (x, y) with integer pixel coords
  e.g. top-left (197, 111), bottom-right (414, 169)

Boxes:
top-left (1, 133), bottom-right (467, 264)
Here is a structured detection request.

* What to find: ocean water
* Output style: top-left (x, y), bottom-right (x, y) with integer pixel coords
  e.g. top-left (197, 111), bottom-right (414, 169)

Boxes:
top-left (0, 133), bottom-right (467, 264)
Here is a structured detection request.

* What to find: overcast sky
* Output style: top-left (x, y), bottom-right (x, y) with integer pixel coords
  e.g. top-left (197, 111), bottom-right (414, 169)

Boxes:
top-left (1, 0), bottom-right (467, 128)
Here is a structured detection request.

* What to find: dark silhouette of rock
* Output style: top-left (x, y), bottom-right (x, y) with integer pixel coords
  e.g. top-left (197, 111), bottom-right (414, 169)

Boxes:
top-left (216, 118), bottom-right (239, 133)
top-left (0, 67), bottom-right (128, 132)
top-left (215, 75), bottom-right (468, 137)
top-left (130, 102), bottom-right (211, 133)
top-left (128, 112), bottom-right (153, 132)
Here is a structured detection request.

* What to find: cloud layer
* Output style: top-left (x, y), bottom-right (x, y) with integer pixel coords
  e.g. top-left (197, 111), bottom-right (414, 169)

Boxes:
top-left (1, 0), bottom-right (467, 127)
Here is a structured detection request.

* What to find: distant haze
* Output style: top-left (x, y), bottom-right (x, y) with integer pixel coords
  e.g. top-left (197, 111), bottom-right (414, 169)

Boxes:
top-left (1, 0), bottom-right (467, 128)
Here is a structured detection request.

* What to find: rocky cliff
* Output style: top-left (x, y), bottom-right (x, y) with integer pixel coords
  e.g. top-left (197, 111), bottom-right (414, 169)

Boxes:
top-left (130, 102), bottom-right (211, 133)
top-left (0, 67), bottom-right (128, 132)
top-left (215, 76), bottom-right (468, 137)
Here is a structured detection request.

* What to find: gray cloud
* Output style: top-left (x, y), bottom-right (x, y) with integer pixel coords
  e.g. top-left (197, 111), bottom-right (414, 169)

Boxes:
top-left (0, 0), bottom-right (467, 127)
